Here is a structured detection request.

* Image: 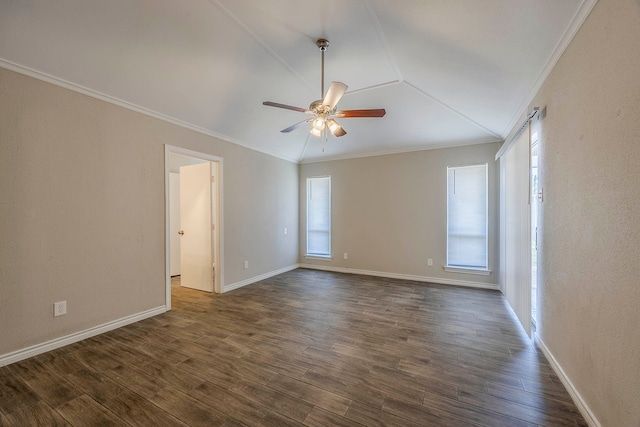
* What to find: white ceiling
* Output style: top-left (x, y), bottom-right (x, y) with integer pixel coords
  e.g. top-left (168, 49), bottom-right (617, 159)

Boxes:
top-left (0, 0), bottom-right (594, 163)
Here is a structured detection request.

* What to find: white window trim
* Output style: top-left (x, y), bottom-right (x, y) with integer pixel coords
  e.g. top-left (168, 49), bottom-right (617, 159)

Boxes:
top-left (306, 175), bottom-right (332, 258)
top-left (443, 266), bottom-right (491, 276)
top-left (446, 163), bottom-right (489, 271)
top-left (304, 255), bottom-right (333, 261)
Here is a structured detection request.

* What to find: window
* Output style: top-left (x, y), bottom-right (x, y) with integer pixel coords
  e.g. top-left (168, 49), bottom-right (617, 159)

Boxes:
top-left (446, 164), bottom-right (488, 272)
top-left (306, 176), bottom-right (331, 257)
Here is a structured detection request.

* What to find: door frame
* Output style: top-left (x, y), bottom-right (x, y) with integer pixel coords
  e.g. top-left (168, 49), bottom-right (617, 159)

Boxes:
top-left (164, 145), bottom-right (224, 309)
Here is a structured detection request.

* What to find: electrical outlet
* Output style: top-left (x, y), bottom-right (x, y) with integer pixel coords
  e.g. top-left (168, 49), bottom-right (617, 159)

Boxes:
top-left (284, 227), bottom-right (287, 235)
top-left (244, 260), bottom-right (249, 269)
top-left (343, 253), bottom-right (348, 260)
top-left (427, 258), bottom-right (433, 267)
top-left (54, 301), bottom-right (67, 317)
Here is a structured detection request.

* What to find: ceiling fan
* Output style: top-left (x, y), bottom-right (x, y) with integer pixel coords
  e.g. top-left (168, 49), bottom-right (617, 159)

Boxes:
top-left (263, 38), bottom-right (386, 138)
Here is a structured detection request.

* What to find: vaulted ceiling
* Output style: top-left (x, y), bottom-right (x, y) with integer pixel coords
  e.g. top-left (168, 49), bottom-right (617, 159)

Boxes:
top-left (0, 0), bottom-right (594, 163)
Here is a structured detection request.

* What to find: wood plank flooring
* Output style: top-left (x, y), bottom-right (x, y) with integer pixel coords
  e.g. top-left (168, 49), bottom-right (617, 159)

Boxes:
top-left (0, 269), bottom-right (586, 426)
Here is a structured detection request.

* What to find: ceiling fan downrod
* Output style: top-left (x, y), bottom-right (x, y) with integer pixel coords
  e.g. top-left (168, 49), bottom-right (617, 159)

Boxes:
top-left (317, 38), bottom-right (329, 100)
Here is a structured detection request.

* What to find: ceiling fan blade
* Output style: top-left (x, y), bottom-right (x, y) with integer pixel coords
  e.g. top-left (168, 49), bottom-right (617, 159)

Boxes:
top-left (281, 118), bottom-right (312, 133)
top-left (322, 82), bottom-right (348, 110)
top-left (334, 109), bottom-right (386, 118)
top-left (263, 101), bottom-right (309, 114)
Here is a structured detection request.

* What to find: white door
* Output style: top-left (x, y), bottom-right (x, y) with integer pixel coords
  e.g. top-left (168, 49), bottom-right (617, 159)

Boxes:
top-left (179, 163), bottom-right (213, 292)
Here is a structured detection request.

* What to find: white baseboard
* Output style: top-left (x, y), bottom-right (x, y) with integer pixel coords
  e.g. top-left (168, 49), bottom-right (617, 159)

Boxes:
top-left (535, 335), bottom-right (601, 427)
top-left (0, 306), bottom-right (166, 368)
top-left (223, 264), bottom-right (300, 293)
top-left (298, 264), bottom-right (499, 290)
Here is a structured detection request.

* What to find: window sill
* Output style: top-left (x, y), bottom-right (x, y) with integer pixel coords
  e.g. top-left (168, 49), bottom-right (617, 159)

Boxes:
top-left (305, 255), bottom-right (332, 261)
top-left (444, 266), bottom-right (491, 276)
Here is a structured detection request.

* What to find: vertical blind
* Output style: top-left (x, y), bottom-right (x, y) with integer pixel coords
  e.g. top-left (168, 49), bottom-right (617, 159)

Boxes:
top-left (447, 164), bottom-right (488, 269)
top-left (500, 128), bottom-right (532, 337)
top-left (307, 176), bottom-right (331, 256)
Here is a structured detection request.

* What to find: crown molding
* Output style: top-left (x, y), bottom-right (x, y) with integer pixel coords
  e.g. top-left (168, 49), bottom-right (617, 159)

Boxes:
top-left (300, 138), bottom-right (502, 164)
top-left (0, 58), bottom-right (299, 165)
top-left (501, 0), bottom-right (599, 138)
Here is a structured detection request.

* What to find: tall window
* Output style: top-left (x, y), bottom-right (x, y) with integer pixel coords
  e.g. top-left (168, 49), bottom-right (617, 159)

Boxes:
top-left (306, 176), bottom-right (331, 257)
top-left (446, 164), bottom-right (488, 271)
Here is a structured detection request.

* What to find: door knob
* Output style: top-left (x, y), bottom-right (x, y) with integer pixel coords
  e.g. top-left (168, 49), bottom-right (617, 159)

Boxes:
top-left (178, 230), bottom-right (184, 235)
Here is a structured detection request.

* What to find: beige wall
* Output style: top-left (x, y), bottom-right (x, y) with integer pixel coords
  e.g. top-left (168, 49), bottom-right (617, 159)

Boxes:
top-left (0, 68), bottom-right (298, 357)
top-left (527, 0), bottom-right (640, 425)
top-left (299, 143), bottom-right (500, 287)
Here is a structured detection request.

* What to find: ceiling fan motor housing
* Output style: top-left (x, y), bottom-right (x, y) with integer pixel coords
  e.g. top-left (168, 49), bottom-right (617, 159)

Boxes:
top-left (309, 100), bottom-right (333, 115)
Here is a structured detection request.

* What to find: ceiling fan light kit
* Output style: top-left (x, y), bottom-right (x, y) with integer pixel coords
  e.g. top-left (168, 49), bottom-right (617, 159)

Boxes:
top-left (263, 38), bottom-right (386, 140)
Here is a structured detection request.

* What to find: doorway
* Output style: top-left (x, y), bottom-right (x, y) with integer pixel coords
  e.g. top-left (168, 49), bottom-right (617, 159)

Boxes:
top-left (164, 145), bottom-right (223, 310)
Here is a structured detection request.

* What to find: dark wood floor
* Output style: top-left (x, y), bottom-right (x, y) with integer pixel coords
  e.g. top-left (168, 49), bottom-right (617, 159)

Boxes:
top-left (0, 269), bottom-right (586, 426)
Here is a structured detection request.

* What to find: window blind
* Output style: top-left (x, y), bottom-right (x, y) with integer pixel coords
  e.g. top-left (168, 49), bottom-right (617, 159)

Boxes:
top-left (307, 176), bottom-right (331, 256)
top-left (447, 164), bottom-right (488, 269)
top-left (500, 128), bottom-right (532, 337)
